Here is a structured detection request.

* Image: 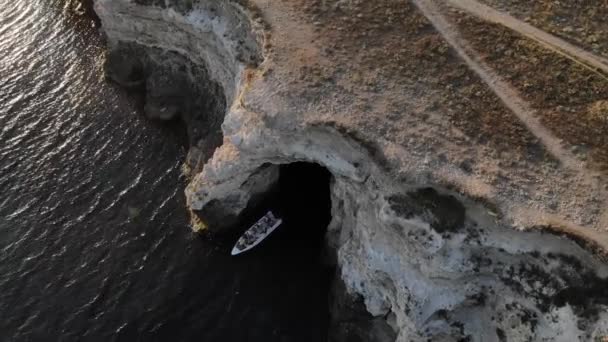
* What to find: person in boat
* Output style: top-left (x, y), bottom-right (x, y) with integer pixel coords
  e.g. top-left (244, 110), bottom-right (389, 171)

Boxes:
top-left (253, 222), bottom-right (266, 235)
top-left (233, 211), bottom-right (282, 253)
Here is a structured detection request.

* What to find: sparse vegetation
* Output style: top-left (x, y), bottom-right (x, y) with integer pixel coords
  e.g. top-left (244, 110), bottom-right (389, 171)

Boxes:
top-left (451, 12), bottom-right (608, 172)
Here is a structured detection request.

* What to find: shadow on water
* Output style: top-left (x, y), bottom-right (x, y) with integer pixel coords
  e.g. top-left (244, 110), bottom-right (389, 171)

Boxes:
top-left (158, 162), bottom-right (335, 342)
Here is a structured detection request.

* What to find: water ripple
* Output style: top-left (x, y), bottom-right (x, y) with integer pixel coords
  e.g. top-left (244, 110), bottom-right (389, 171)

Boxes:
top-left (1, 1), bottom-right (332, 340)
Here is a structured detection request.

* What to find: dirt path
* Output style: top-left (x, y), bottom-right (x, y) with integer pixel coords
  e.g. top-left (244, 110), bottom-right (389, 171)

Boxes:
top-left (412, 0), bottom-right (584, 173)
top-left (445, 0), bottom-right (608, 79)
top-left (411, 0), bottom-right (608, 229)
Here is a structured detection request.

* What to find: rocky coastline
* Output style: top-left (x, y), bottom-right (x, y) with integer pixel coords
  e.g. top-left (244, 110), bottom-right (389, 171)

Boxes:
top-left (92, 0), bottom-right (608, 340)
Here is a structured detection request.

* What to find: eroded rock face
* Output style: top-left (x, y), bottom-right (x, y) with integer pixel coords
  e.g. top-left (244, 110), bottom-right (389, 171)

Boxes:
top-left (94, 0), bottom-right (608, 340)
top-left (332, 179), bottom-right (608, 341)
top-left (105, 43), bottom-right (226, 158)
top-left (96, 0), bottom-right (263, 167)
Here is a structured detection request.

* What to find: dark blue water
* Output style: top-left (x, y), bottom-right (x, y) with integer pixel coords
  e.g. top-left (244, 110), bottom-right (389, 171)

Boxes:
top-left (0, 1), bottom-right (330, 340)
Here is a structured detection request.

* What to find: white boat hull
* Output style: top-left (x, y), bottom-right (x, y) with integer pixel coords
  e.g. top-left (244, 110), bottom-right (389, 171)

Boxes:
top-left (231, 211), bottom-right (283, 255)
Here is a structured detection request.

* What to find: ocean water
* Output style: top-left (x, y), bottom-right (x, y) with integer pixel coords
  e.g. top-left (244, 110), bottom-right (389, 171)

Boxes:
top-left (0, 1), bottom-right (330, 340)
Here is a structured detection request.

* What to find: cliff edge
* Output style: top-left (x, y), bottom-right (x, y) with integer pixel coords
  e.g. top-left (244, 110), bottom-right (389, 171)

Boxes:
top-left (93, 0), bottom-right (608, 340)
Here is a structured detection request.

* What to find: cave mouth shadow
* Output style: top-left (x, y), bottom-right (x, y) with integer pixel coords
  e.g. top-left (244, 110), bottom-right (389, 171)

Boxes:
top-left (221, 162), bottom-right (335, 341)
top-left (232, 161), bottom-right (334, 261)
top-left (271, 162), bottom-right (333, 254)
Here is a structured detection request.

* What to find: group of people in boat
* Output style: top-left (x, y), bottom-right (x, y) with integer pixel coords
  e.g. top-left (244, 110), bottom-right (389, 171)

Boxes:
top-left (234, 212), bottom-right (280, 252)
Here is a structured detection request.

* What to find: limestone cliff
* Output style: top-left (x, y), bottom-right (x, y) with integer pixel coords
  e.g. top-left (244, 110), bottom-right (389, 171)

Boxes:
top-left (93, 0), bottom-right (608, 340)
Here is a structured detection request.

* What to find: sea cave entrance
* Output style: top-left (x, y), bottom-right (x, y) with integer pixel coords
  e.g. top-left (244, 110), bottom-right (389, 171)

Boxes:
top-left (271, 162), bottom-right (333, 254)
top-left (226, 162), bottom-right (334, 341)
top-left (237, 161), bottom-right (334, 259)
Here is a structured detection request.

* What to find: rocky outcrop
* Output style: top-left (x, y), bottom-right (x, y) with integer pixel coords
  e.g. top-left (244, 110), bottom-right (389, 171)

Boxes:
top-left (96, 0), bottom-right (263, 167)
top-left (94, 0), bottom-right (608, 340)
top-left (104, 42), bottom-right (226, 161)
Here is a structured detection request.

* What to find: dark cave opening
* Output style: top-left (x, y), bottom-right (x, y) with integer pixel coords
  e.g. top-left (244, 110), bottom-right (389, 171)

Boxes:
top-left (216, 162), bottom-right (335, 341)
top-left (226, 161), bottom-right (335, 262)
top-left (266, 162), bottom-right (334, 340)
top-left (224, 161), bottom-right (334, 255)
top-left (272, 162), bottom-right (333, 253)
